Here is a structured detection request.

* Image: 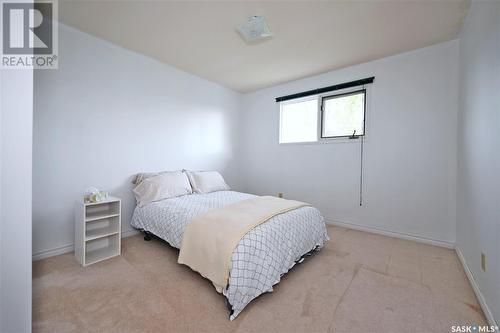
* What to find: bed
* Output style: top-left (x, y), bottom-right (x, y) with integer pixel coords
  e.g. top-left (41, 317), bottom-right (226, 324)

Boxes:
top-left (131, 190), bottom-right (329, 320)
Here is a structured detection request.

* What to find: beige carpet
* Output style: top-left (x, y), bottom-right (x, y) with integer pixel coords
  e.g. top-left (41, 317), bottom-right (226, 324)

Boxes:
top-left (33, 225), bottom-right (486, 332)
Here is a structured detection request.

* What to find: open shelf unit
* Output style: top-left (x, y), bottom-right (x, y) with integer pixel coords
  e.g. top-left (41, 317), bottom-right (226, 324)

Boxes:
top-left (75, 196), bottom-right (121, 266)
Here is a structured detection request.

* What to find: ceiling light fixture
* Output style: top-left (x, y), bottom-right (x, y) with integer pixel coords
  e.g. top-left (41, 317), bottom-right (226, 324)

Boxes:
top-left (237, 16), bottom-right (272, 43)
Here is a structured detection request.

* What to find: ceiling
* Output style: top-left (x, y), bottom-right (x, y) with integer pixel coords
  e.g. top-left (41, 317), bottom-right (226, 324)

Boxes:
top-left (59, 0), bottom-right (469, 93)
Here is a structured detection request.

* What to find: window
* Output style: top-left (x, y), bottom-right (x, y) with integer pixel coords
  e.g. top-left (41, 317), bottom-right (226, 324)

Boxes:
top-left (321, 90), bottom-right (366, 138)
top-left (279, 98), bottom-right (318, 143)
top-left (278, 89), bottom-right (367, 144)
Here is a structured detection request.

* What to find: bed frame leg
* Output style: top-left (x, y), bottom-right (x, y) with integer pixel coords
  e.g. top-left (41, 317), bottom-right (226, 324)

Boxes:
top-left (144, 231), bottom-right (152, 241)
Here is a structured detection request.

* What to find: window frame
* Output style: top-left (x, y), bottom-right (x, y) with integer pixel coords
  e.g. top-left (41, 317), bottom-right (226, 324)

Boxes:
top-left (277, 85), bottom-right (370, 145)
top-left (320, 89), bottom-right (367, 140)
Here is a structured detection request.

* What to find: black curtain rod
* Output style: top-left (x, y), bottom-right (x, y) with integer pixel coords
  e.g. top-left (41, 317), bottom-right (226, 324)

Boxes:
top-left (275, 77), bottom-right (375, 103)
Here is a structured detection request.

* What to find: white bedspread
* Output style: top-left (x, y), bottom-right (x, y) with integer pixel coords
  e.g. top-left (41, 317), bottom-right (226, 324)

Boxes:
top-left (131, 191), bottom-right (329, 320)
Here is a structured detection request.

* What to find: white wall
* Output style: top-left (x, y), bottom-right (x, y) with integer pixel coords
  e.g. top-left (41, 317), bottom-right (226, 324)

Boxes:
top-left (33, 24), bottom-right (242, 258)
top-left (0, 70), bottom-right (4, 329)
top-left (456, 0), bottom-right (500, 325)
top-left (240, 40), bottom-right (459, 244)
top-left (0, 68), bottom-right (34, 332)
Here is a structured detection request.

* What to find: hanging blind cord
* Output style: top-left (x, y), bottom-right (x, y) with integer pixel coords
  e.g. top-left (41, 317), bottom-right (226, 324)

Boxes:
top-left (359, 84), bottom-right (366, 207)
top-left (359, 135), bottom-right (364, 206)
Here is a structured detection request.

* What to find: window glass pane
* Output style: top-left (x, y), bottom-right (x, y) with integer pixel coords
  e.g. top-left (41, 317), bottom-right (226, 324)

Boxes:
top-left (279, 99), bottom-right (318, 143)
top-left (322, 91), bottom-right (365, 138)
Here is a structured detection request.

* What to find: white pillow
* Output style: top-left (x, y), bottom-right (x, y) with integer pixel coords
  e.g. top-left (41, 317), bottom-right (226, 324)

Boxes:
top-left (133, 171), bottom-right (192, 207)
top-left (186, 171), bottom-right (230, 194)
top-left (133, 171), bottom-right (176, 185)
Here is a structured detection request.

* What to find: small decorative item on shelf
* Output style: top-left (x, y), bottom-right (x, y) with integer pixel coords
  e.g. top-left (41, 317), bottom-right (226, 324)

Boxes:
top-left (84, 187), bottom-right (109, 203)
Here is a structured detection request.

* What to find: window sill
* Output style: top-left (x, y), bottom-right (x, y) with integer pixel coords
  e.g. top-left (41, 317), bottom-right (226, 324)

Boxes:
top-left (279, 137), bottom-right (365, 146)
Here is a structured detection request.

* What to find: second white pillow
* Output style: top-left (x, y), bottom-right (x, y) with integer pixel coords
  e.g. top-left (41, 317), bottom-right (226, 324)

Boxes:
top-left (186, 171), bottom-right (230, 194)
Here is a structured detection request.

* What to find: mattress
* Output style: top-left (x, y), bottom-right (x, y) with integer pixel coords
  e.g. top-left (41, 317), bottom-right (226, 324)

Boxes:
top-left (131, 190), bottom-right (329, 319)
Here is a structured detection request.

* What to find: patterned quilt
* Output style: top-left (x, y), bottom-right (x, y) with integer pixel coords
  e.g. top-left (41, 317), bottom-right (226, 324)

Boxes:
top-left (131, 191), bottom-right (329, 320)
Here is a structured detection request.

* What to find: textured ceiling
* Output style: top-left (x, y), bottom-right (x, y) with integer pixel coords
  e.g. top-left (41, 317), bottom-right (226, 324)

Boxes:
top-left (60, 0), bottom-right (469, 92)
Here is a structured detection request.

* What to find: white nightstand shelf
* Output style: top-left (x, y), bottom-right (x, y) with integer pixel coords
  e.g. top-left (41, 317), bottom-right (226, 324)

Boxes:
top-left (75, 196), bottom-right (121, 266)
top-left (85, 212), bottom-right (120, 222)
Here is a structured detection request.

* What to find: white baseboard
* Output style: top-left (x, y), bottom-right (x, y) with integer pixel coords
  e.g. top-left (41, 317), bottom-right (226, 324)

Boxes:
top-left (32, 228), bottom-right (140, 261)
top-left (122, 228), bottom-right (140, 238)
top-left (326, 218), bottom-right (455, 249)
top-left (455, 247), bottom-right (498, 327)
top-left (32, 242), bottom-right (74, 261)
